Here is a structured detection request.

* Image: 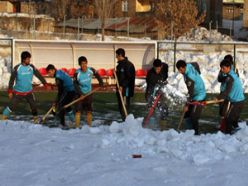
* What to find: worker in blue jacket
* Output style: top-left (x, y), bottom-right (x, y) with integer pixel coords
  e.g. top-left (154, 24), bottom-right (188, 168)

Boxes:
top-left (216, 59), bottom-right (245, 134)
top-left (176, 60), bottom-right (206, 135)
top-left (2, 51), bottom-right (47, 123)
top-left (73, 56), bottom-right (103, 128)
top-left (46, 64), bottom-right (76, 128)
top-left (217, 54), bottom-right (239, 129)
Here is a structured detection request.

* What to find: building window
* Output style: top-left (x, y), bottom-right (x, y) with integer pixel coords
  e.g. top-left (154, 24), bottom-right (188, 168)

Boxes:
top-left (122, 0), bottom-right (128, 12)
top-left (136, 0), bottom-right (151, 12)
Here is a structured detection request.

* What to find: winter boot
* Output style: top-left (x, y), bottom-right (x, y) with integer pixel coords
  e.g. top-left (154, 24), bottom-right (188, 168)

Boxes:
top-left (86, 111), bottom-right (92, 127)
top-left (75, 112), bottom-right (81, 128)
top-left (2, 107), bottom-right (12, 120)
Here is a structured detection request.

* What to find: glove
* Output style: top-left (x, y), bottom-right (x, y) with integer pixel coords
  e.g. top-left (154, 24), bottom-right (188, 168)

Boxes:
top-left (51, 103), bottom-right (57, 116)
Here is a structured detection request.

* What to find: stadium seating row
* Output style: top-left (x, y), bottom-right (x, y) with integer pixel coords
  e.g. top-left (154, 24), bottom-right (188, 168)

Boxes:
top-left (38, 68), bottom-right (148, 78)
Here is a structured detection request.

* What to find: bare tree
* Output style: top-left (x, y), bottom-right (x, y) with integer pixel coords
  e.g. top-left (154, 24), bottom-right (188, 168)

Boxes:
top-left (94, 0), bottom-right (117, 41)
top-left (154, 0), bottom-right (205, 39)
top-left (49, 0), bottom-right (70, 22)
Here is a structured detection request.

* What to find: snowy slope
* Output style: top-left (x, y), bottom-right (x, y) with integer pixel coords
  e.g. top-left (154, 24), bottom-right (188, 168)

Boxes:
top-left (1, 115), bottom-right (248, 186)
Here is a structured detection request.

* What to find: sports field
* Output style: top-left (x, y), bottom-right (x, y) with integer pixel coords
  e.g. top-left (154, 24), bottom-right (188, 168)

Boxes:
top-left (0, 91), bottom-right (247, 133)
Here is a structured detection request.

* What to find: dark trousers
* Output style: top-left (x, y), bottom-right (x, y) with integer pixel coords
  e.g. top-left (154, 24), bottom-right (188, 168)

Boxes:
top-left (57, 91), bottom-right (75, 125)
top-left (116, 92), bottom-right (131, 121)
top-left (9, 93), bottom-right (38, 116)
top-left (184, 104), bottom-right (203, 135)
top-left (225, 101), bottom-right (244, 134)
top-left (219, 99), bottom-right (230, 117)
top-left (75, 94), bottom-right (93, 113)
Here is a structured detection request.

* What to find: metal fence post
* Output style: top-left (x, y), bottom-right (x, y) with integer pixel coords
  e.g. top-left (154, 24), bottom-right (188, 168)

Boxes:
top-left (173, 40), bottom-right (177, 72)
top-left (234, 44), bottom-right (236, 70)
top-left (157, 41), bottom-right (160, 59)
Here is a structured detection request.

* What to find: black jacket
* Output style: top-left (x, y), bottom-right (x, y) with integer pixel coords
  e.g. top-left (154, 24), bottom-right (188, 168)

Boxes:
top-left (116, 57), bottom-right (135, 97)
top-left (145, 63), bottom-right (168, 97)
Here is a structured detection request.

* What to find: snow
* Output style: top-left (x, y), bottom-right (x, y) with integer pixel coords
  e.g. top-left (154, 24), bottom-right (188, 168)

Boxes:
top-left (0, 115), bottom-right (248, 185)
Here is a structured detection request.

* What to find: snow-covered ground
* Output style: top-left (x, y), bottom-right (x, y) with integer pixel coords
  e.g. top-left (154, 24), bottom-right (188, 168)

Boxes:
top-left (1, 115), bottom-right (248, 186)
top-left (0, 28), bottom-right (248, 186)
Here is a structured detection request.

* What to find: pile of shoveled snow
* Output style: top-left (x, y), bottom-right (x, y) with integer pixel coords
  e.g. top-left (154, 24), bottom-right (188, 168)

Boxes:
top-left (1, 115), bottom-right (248, 166)
top-left (177, 27), bottom-right (232, 42)
top-left (1, 115), bottom-right (248, 185)
top-left (103, 115), bottom-right (248, 165)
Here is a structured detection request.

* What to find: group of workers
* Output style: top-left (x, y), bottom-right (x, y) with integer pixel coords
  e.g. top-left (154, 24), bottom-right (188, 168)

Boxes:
top-left (0, 48), bottom-right (245, 134)
top-left (1, 48), bottom-right (135, 129)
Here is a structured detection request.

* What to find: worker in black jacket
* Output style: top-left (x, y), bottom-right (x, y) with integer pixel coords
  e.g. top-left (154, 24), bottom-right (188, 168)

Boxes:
top-left (145, 59), bottom-right (168, 101)
top-left (115, 48), bottom-right (135, 121)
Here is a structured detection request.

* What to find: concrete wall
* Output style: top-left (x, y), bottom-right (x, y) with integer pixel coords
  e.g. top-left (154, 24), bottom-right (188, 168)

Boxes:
top-left (0, 14), bottom-right (55, 33)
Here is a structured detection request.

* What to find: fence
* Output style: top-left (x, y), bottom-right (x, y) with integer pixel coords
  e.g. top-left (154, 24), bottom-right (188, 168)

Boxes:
top-left (157, 41), bottom-right (248, 72)
top-left (157, 40), bottom-right (248, 93)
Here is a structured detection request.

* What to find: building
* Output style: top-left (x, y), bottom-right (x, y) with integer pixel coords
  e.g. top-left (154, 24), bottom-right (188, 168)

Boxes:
top-left (0, 1), bottom-right (14, 13)
top-left (114, 0), bottom-right (152, 18)
top-left (243, 0), bottom-right (248, 27)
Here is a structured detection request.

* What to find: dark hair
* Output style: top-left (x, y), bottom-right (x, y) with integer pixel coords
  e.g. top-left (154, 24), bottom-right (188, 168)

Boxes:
top-left (116, 48), bottom-right (125, 57)
top-left (46, 64), bottom-right (56, 72)
top-left (224, 54), bottom-right (233, 65)
top-left (176, 60), bottom-right (186, 69)
top-left (78, 56), bottom-right (87, 66)
top-left (21, 51), bottom-right (31, 61)
top-left (153, 59), bottom-right (162, 67)
top-left (220, 59), bottom-right (231, 67)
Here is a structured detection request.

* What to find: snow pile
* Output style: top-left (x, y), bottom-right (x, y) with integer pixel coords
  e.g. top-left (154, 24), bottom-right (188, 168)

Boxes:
top-left (177, 27), bottom-right (232, 42)
top-left (0, 54), bottom-right (11, 89)
top-left (103, 115), bottom-right (248, 165)
top-left (162, 50), bottom-right (248, 93)
top-left (1, 116), bottom-right (248, 185)
top-left (0, 12), bottom-right (54, 20)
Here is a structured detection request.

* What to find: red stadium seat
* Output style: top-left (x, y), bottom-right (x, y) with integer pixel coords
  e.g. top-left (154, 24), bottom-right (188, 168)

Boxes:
top-left (106, 68), bottom-right (114, 77)
top-left (97, 68), bottom-right (107, 77)
top-left (68, 68), bottom-right (76, 77)
top-left (60, 68), bottom-right (68, 74)
top-left (39, 67), bottom-right (47, 76)
top-left (136, 69), bottom-right (147, 77)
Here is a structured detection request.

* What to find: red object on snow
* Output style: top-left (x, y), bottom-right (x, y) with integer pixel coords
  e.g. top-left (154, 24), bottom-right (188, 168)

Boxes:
top-left (106, 68), bottom-right (114, 77)
top-left (39, 68), bottom-right (47, 76)
top-left (97, 68), bottom-right (107, 77)
top-left (132, 154), bottom-right (142, 158)
top-left (68, 68), bottom-right (76, 77)
top-left (136, 69), bottom-right (147, 77)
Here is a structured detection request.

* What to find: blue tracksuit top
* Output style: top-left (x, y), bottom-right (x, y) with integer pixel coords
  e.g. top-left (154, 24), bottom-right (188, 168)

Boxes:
top-left (13, 64), bottom-right (34, 93)
top-left (55, 70), bottom-right (75, 92)
top-left (227, 70), bottom-right (245, 102)
top-left (75, 67), bottom-right (93, 94)
top-left (184, 63), bottom-right (206, 101)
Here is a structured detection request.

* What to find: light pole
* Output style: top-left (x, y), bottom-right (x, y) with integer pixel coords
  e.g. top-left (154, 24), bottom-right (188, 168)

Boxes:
top-left (232, 0), bottom-right (235, 37)
top-left (63, 15), bottom-right (66, 37)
